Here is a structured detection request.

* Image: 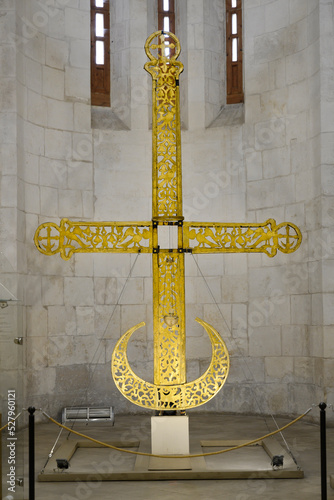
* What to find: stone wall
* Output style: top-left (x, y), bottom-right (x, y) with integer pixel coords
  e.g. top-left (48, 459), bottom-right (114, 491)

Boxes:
top-left (243, 0), bottom-right (323, 416)
top-left (1, 0), bottom-right (333, 421)
top-left (0, 0), bottom-right (24, 415)
top-left (319, 0), bottom-right (334, 407)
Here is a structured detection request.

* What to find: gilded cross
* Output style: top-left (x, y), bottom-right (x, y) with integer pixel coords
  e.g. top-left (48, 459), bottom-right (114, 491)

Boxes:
top-left (34, 32), bottom-right (302, 411)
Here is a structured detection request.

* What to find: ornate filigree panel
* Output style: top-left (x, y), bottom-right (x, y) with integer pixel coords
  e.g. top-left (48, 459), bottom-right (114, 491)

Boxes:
top-left (153, 252), bottom-right (186, 386)
top-left (144, 32), bottom-right (183, 219)
top-left (34, 31), bottom-right (303, 412)
top-left (111, 319), bottom-right (229, 410)
top-left (34, 219), bottom-right (152, 260)
top-left (184, 219), bottom-right (302, 257)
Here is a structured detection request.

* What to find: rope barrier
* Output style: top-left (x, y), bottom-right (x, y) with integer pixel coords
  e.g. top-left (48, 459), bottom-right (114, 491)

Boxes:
top-left (0, 410), bottom-right (23, 433)
top-left (0, 421), bottom-right (9, 433)
top-left (42, 407), bottom-right (313, 459)
top-left (0, 407), bottom-right (313, 459)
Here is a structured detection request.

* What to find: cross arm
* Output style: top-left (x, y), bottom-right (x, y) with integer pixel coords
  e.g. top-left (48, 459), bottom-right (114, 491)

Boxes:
top-left (183, 219), bottom-right (302, 257)
top-left (34, 219), bottom-right (153, 260)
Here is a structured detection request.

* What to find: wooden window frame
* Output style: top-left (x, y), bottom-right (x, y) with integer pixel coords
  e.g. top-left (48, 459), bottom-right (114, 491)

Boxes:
top-left (158, 0), bottom-right (175, 34)
top-left (157, 0), bottom-right (175, 59)
top-left (91, 0), bottom-right (110, 107)
top-left (226, 0), bottom-right (244, 104)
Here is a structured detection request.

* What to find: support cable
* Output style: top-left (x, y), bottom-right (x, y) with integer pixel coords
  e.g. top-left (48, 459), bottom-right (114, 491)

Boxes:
top-left (191, 254), bottom-right (298, 463)
top-left (191, 256), bottom-right (270, 413)
top-left (61, 252), bottom-right (142, 441)
top-left (41, 427), bottom-right (64, 473)
top-left (270, 414), bottom-right (299, 467)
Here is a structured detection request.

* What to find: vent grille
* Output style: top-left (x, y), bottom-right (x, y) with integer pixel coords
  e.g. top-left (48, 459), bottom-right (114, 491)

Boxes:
top-left (62, 406), bottom-right (114, 424)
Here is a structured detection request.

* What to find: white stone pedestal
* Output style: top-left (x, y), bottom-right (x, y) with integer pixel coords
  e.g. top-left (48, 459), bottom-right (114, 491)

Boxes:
top-left (151, 416), bottom-right (189, 454)
top-left (149, 416), bottom-right (191, 470)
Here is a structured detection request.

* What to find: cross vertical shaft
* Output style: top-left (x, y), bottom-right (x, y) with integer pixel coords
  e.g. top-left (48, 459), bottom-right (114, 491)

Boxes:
top-left (145, 32), bottom-right (186, 386)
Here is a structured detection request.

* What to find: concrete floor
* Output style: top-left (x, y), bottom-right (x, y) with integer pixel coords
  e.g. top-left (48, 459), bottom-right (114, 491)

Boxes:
top-left (2, 412), bottom-right (334, 499)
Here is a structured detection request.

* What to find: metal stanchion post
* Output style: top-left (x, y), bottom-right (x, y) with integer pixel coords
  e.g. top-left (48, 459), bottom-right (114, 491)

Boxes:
top-left (319, 402), bottom-right (327, 500)
top-left (28, 407), bottom-right (35, 500)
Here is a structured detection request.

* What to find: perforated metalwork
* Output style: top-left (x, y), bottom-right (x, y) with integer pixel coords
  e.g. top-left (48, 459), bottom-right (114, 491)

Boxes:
top-left (184, 219), bottom-right (302, 257)
top-left (34, 32), bottom-right (303, 411)
top-left (111, 319), bottom-right (229, 410)
top-left (144, 32), bottom-right (183, 219)
top-left (34, 219), bottom-right (152, 260)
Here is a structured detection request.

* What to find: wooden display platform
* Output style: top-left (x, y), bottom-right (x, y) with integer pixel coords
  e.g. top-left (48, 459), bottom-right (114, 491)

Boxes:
top-left (38, 436), bottom-right (303, 481)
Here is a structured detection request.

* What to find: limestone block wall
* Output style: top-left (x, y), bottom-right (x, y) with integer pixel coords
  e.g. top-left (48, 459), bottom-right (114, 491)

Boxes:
top-left (243, 0), bottom-right (325, 416)
top-left (319, 0), bottom-right (334, 406)
top-left (0, 1), bottom-right (25, 416)
top-left (242, 0), bottom-right (334, 419)
top-left (15, 0), bottom-right (95, 415)
top-left (1, 0), bottom-right (333, 421)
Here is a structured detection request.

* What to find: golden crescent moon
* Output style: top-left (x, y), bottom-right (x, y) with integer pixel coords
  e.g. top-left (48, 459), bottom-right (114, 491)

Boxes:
top-left (111, 318), bottom-right (230, 410)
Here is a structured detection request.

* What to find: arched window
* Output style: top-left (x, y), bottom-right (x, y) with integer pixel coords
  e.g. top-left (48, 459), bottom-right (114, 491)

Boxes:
top-left (90, 0), bottom-right (110, 106)
top-left (226, 0), bottom-right (243, 104)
